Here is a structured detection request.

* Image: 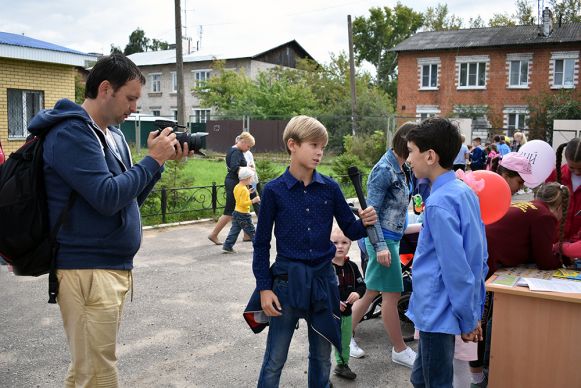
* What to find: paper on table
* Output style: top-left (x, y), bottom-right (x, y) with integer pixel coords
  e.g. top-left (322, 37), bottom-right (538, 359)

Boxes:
top-left (521, 278), bottom-right (581, 293)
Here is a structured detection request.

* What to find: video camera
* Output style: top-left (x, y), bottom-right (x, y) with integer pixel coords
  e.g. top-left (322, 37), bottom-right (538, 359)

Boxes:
top-left (154, 120), bottom-right (208, 156)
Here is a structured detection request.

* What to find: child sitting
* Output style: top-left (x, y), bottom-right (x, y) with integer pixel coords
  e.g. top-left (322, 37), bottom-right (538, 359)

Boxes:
top-left (222, 167), bottom-right (260, 253)
top-left (330, 227), bottom-right (366, 380)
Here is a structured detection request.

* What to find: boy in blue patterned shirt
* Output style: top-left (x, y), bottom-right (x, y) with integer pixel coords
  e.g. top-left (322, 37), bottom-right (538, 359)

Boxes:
top-left (252, 115), bottom-right (377, 388)
top-left (405, 117), bottom-right (488, 388)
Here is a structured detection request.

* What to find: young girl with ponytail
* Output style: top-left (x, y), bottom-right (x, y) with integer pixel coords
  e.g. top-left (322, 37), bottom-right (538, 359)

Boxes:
top-left (547, 138), bottom-right (581, 241)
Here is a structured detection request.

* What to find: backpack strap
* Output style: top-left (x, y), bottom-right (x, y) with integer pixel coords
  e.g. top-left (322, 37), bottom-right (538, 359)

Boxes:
top-left (48, 192), bottom-right (77, 304)
top-left (47, 124), bottom-right (108, 304)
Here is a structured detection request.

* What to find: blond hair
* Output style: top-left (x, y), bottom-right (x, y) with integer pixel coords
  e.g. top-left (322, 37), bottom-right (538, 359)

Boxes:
top-left (282, 115), bottom-right (328, 155)
top-left (237, 131), bottom-right (255, 147)
top-left (513, 132), bottom-right (527, 145)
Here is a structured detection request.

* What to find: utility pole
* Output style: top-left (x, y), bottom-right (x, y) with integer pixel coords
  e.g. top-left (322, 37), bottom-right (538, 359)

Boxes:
top-left (175, 0), bottom-right (187, 126)
top-left (348, 15), bottom-right (357, 136)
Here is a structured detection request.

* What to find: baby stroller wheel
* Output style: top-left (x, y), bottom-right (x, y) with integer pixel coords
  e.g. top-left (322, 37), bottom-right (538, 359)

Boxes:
top-left (398, 293), bottom-right (415, 342)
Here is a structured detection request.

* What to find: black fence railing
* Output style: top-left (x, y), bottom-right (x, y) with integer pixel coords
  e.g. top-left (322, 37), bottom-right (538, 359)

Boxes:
top-left (140, 173), bottom-right (366, 225)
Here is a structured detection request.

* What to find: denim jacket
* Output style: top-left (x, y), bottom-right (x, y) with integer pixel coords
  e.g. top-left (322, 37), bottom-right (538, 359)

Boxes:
top-left (366, 149), bottom-right (409, 252)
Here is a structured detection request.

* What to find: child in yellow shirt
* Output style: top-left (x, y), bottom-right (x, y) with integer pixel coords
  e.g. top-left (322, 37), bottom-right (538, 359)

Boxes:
top-left (223, 167), bottom-right (260, 253)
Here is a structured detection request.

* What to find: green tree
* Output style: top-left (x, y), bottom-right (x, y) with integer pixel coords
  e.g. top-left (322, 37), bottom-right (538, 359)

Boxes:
top-left (528, 90), bottom-right (581, 141)
top-left (124, 28), bottom-right (150, 55)
top-left (423, 4), bottom-right (463, 31)
top-left (352, 3), bottom-right (423, 97)
top-left (468, 16), bottom-right (487, 28)
top-left (550, 0), bottom-right (581, 23)
top-left (515, 0), bottom-right (536, 25)
top-left (74, 73), bottom-right (85, 104)
top-left (149, 38), bottom-right (170, 51)
top-left (110, 44), bottom-right (122, 54)
top-left (489, 13), bottom-right (516, 26)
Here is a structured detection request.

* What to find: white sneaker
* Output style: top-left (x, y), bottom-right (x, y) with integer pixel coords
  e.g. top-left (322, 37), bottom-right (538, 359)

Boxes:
top-left (349, 338), bottom-right (365, 358)
top-left (392, 346), bottom-right (416, 368)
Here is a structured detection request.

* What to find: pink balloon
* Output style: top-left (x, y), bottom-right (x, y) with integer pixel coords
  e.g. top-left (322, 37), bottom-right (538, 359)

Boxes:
top-left (471, 170), bottom-right (511, 225)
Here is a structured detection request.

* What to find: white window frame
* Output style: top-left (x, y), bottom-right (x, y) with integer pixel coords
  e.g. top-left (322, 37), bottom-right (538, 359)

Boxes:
top-left (193, 70), bottom-right (211, 88)
top-left (192, 108), bottom-right (211, 123)
top-left (417, 58), bottom-right (440, 90)
top-left (507, 54), bottom-right (532, 88)
top-left (171, 71), bottom-right (177, 92)
top-left (415, 105), bottom-right (440, 121)
top-left (149, 73), bottom-right (162, 93)
top-left (551, 51), bottom-right (579, 89)
top-left (7, 89), bottom-right (44, 139)
top-left (456, 56), bottom-right (489, 90)
top-left (503, 106), bottom-right (529, 132)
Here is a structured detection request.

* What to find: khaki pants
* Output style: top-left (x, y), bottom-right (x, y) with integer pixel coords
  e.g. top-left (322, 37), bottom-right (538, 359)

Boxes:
top-left (57, 269), bottom-right (131, 388)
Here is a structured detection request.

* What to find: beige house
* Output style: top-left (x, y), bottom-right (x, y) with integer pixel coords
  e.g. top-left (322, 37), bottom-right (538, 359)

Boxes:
top-left (127, 40), bottom-right (315, 123)
top-left (0, 31), bottom-right (97, 154)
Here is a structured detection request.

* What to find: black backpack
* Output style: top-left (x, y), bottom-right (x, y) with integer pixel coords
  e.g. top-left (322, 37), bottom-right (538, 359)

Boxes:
top-left (0, 131), bottom-right (76, 304)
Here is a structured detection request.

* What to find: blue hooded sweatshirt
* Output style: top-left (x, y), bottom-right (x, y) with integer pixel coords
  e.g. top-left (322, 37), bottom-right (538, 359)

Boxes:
top-left (28, 99), bottom-right (162, 270)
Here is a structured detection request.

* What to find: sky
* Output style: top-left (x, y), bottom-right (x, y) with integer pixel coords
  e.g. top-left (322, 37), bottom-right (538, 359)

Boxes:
top-left (1, 0), bottom-right (530, 65)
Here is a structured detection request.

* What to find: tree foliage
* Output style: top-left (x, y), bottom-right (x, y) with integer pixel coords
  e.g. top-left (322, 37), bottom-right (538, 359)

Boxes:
top-left (193, 55), bottom-right (393, 151)
top-left (423, 4), bottom-right (463, 31)
top-left (121, 28), bottom-right (171, 55)
top-left (528, 90), bottom-right (581, 141)
top-left (468, 16), bottom-right (487, 28)
top-left (489, 13), bottom-right (517, 27)
top-left (514, 0), bottom-right (536, 25)
top-left (352, 3), bottom-right (423, 97)
top-left (550, 0), bottom-right (581, 23)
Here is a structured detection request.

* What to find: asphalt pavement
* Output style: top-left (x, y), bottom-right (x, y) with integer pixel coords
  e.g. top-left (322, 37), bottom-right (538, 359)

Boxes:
top-left (0, 218), bottom-right (415, 388)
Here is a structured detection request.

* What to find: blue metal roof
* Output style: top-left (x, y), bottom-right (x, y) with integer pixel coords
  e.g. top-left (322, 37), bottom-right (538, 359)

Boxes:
top-left (0, 31), bottom-right (87, 55)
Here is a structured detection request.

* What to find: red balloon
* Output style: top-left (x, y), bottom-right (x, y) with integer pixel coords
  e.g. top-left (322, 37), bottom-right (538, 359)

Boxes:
top-left (471, 170), bottom-right (511, 225)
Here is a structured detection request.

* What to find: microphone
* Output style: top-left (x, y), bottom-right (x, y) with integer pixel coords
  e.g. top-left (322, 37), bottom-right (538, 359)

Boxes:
top-left (347, 166), bottom-right (380, 245)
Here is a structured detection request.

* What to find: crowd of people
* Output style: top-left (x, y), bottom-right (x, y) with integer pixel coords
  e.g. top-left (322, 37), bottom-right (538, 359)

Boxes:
top-left (7, 52), bottom-right (580, 388)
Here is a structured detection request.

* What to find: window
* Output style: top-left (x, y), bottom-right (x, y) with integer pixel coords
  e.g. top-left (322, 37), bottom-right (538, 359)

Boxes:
top-left (509, 60), bottom-right (529, 87)
top-left (171, 72), bottom-right (177, 92)
top-left (150, 73), bottom-right (161, 93)
top-left (554, 58), bottom-right (575, 87)
top-left (508, 113), bottom-right (526, 130)
top-left (152, 110), bottom-right (161, 117)
top-left (194, 70), bottom-right (210, 88)
top-left (193, 109), bottom-right (211, 123)
top-left (172, 110), bottom-right (178, 120)
top-left (421, 64), bottom-right (438, 88)
top-left (7, 89), bottom-right (44, 139)
top-left (459, 62), bottom-right (486, 87)
top-left (416, 105), bottom-right (440, 121)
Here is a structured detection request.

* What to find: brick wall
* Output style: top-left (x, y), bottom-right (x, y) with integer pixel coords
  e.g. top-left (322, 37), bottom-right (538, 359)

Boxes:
top-left (396, 43), bottom-right (580, 130)
top-left (0, 58), bottom-right (75, 154)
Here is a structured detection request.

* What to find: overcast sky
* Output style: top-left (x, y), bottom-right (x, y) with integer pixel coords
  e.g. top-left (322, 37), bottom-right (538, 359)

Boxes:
top-left (1, 0), bottom-right (529, 65)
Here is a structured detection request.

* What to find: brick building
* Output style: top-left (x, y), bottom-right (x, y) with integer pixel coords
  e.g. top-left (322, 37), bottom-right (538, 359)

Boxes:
top-left (0, 32), bottom-right (97, 154)
top-left (392, 9), bottom-right (581, 140)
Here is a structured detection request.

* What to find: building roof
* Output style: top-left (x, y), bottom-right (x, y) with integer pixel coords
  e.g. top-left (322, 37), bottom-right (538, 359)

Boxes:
top-left (128, 39), bottom-right (314, 66)
top-left (392, 23), bottom-right (581, 52)
top-left (0, 31), bottom-right (97, 67)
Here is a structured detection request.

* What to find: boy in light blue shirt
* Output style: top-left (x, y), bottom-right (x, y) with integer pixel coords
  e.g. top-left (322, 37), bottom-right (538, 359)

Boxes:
top-left (405, 117), bottom-right (488, 388)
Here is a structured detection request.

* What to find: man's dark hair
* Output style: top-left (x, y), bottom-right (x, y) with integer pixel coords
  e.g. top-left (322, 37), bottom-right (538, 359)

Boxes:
top-left (493, 135), bottom-right (502, 143)
top-left (406, 117), bottom-right (461, 169)
top-left (392, 122), bottom-right (417, 159)
top-left (473, 137), bottom-right (481, 143)
top-left (85, 53), bottom-right (145, 99)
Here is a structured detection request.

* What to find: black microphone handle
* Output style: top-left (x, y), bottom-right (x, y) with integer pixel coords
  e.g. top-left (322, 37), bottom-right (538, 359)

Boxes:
top-left (347, 166), bottom-right (380, 245)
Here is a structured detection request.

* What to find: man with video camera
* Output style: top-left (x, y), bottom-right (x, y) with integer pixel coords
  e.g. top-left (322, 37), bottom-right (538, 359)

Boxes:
top-left (27, 53), bottom-right (190, 387)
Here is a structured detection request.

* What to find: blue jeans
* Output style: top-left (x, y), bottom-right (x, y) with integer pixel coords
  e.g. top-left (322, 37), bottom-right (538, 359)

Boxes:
top-left (257, 278), bottom-right (332, 388)
top-left (223, 211), bottom-right (255, 250)
top-left (410, 331), bottom-right (455, 388)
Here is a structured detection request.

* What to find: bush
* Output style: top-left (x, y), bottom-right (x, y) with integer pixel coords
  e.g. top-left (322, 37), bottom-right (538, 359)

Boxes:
top-left (255, 159), bottom-right (282, 183)
top-left (343, 131), bottom-right (386, 166)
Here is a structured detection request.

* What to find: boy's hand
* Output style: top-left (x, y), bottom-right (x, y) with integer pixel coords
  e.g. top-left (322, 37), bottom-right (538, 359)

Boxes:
top-left (346, 292), bottom-right (360, 305)
top-left (376, 249), bottom-right (391, 267)
top-left (358, 207), bottom-right (378, 227)
top-left (252, 195), bottom-right (261, 204)
top-left (339, 301), bottom-right (347, 312)
top-left (260, 290), bottom-right (282, 317)
top-left (461, 321), bottom-right (482, 343)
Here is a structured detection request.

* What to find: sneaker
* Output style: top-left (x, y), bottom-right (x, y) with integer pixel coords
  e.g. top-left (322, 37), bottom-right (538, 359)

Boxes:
top-left (349, 338), bottom-right (365, 358)
top-left (392, 346), bottom-right (416, 368)
top-left (470, 375), bottom-right (488, 388)
top-left (333, 364), bottom-right (357, 380)
top-left (222, 247), bottom-right (236, 254)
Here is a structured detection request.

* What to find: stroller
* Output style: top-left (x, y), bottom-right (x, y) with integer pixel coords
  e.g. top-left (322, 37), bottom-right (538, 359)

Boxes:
top-left (358, 231), bottom-right (417, 343)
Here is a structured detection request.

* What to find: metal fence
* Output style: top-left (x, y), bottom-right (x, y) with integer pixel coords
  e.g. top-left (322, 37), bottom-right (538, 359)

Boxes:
top-left (141, 173), bottom-right (365, 225)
